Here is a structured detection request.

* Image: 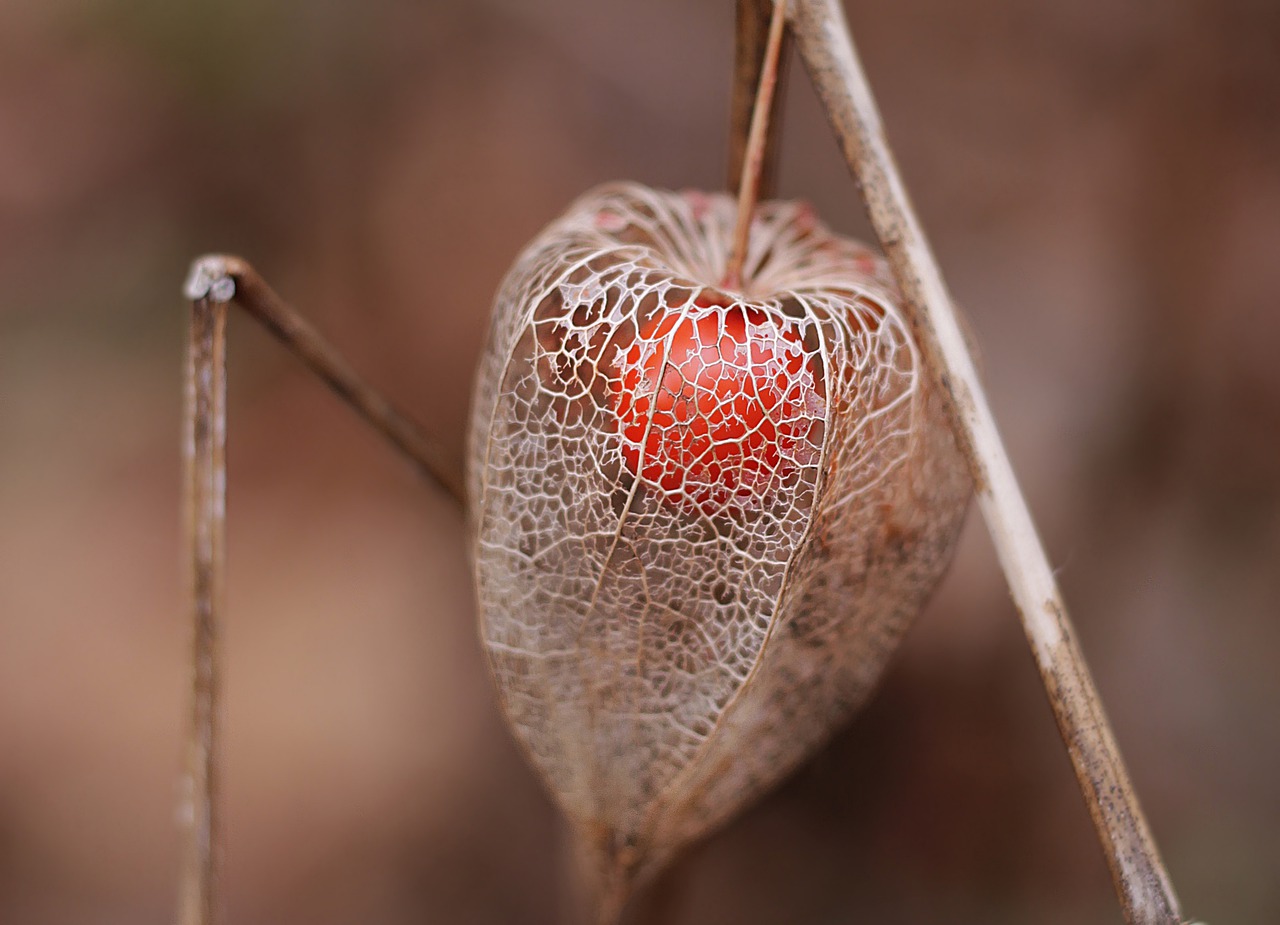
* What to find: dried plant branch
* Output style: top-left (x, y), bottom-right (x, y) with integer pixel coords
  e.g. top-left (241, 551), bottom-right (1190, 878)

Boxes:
top-left (176, 257), bottom-right (463, 925)
top-left (728, 0), bottom-right (792, 201)
top-left (788, 1), bottom-right (1187, 923)
top-left (178, 292), bottom-right (227, 925)
top-left (183, 255), bottom-right (466, 504)
top-left (724, 0), bottom-right (790, 290)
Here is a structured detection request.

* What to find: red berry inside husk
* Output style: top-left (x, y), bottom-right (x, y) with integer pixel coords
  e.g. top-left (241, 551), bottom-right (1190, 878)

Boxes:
top-left (612, 293), bottom-right (815, 517)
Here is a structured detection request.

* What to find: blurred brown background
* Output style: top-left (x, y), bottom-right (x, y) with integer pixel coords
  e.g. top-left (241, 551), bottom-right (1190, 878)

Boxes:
top-left (2, 0), bottom-right (1278, 922)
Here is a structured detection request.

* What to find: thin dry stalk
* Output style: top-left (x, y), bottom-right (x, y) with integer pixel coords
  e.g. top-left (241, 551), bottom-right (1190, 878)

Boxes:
top-left (728, 0), bottom-right (793, 203)
top-left (788, 1), bottom-right (1187, 923)
top-left (183, 256), bottom-right (465, 503)
top-left (178, 294), bottom-right (227, 925)
top-left (724, 0), bottom-right (789, 290)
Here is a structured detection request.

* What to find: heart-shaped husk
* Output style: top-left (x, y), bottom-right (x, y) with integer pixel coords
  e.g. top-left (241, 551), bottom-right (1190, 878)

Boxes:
top-left (467, 183), bottom-right (970, 920)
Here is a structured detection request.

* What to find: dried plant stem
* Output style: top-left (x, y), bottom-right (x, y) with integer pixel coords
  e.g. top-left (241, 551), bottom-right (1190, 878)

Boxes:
top-left (178, 293), bottom-right (227, 925)
top-left (724, 0), bottom-right (789, 290)
top-left (183, 255), bottom-right (465, 503)
top-left (728, 0), bottom-right (792, 201)
top-left (596, 888), bottom-right (626, 925)
top-left (789, 1), bottom-right (1186, 923)
top-left (176, 257), bottom-right (463, 925)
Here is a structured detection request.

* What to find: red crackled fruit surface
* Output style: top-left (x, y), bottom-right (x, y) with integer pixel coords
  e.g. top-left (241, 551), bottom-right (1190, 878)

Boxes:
top-left (612, 295), bottom-right (817, 518)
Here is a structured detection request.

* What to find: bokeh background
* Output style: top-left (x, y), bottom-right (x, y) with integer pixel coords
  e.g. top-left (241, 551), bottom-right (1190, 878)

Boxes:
top-left (2, 0), bottom-right (1278, 922)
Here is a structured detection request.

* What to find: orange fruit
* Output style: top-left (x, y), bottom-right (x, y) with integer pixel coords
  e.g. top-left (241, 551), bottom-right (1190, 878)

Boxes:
top-left (612, 294), bottom-right (813, 517)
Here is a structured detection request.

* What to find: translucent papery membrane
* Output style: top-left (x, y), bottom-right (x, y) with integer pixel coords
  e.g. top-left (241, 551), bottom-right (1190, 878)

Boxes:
top-left (468, 183), bottom-right (968, 888)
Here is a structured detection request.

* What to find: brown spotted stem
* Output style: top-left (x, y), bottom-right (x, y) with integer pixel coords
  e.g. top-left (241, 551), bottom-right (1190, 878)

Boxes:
top-left (789, 1), bottom-right (1189, 923)
top-left (178, 289), bottom-right (227, 925)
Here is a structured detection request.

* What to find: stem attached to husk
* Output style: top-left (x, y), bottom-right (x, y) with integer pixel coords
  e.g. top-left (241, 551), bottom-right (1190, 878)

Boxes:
top-left (724, 0), bottom-right (789, 292)
top-left (728, 0), bottom-right (791, 201)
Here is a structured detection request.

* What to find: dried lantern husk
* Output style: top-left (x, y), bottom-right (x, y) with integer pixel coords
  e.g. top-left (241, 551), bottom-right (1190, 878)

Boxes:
top-left (467, 182), bottom-right (971, 915)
